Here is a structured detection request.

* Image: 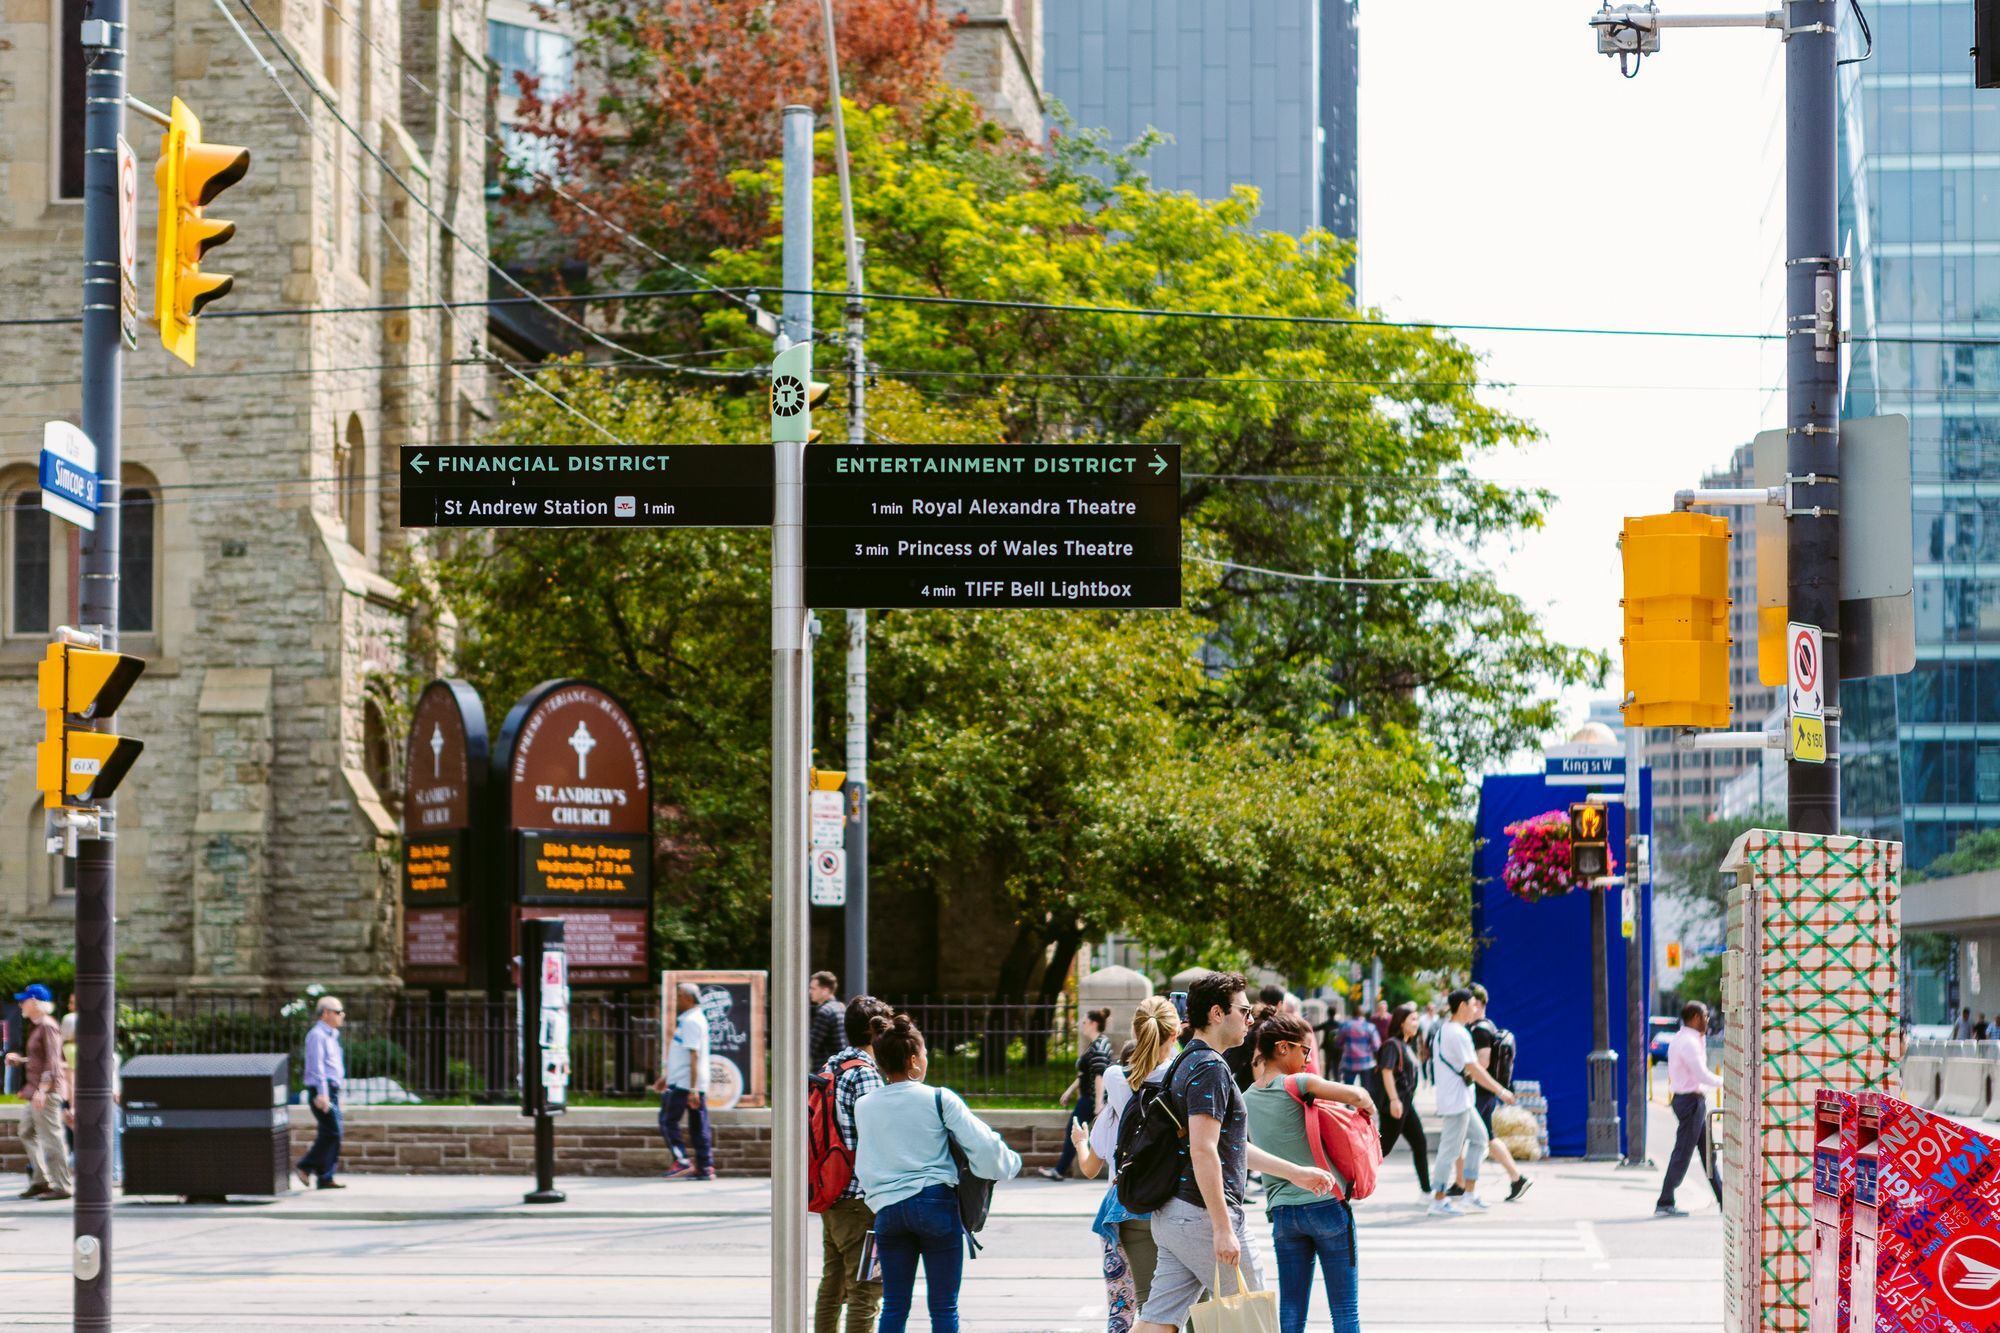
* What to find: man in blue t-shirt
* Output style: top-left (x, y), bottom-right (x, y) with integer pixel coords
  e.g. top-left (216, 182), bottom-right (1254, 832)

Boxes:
top-left (1134, 972), bottom-right (1334, 1333)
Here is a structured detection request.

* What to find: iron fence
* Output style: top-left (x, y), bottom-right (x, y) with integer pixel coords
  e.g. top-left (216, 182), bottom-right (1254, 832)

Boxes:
top-left (110, 992), bottom-right (1079, 1105)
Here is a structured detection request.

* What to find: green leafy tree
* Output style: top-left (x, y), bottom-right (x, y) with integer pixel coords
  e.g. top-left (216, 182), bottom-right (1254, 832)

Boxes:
top-left (405, 366), bottom-right (1477, 995)
top-left (698, 98), bottom-right (1603, 773)
top-left (1657, 808), bottom-right (1782, 915)
top-left (1914, 828), bottom-right (2000, 883)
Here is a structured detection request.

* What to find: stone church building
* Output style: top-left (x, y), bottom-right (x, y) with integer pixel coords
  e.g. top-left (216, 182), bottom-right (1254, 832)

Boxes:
top-left (0, 0), bottom-right (491, 997)
top-left (0, 0), bottom-right (1042, 999)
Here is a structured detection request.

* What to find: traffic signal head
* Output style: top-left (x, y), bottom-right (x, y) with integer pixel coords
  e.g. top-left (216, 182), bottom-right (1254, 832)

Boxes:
top-left (154, 97), bottom-right (250, 367)
top-left (1568, 801), bottom-right (1611, 882)
top-left (770, 343), bottom-right (831, 443)
top-left (36, 642), bottom-right (145, 808)
top-left (1620, 512), bottom-right (1732, 729)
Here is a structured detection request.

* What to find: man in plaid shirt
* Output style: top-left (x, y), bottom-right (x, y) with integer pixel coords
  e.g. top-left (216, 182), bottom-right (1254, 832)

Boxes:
top-left (816, 994), bottom-right (892, 1333)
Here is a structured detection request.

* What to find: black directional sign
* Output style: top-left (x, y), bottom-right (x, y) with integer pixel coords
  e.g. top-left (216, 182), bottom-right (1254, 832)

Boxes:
top-left (399, 445), bottom-right (773, 528)
top-left (805, 445), bottom-right (1181, 609)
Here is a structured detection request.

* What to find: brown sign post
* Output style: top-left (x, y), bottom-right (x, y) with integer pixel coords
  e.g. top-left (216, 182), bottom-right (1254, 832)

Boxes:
top-left (401, 680), bottom-right (489, 989)
top-left (495, 680), bottom-right (654, 988)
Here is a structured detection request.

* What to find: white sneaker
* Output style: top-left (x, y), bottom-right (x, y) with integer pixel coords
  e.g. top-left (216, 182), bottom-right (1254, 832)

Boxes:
top-left (1427, 1198), bottom-right (1464, 1217)
top-left (1464, 1194), bottom-right (1492, 1210)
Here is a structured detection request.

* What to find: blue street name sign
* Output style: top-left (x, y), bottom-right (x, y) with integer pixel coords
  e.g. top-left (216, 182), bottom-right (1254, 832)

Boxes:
top-left (1543, 742), bottom-right (1625, 786)
top-left (39, 421), bottom-right (99, 530)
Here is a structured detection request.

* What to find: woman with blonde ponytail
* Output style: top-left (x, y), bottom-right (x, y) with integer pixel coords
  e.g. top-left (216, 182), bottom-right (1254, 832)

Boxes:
top-left (1068, 995), bottom-right (1181, 1332)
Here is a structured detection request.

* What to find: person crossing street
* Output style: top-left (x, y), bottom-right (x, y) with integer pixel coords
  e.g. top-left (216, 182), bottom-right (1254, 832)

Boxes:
top-left (1655, 1001), bottom-right (1725, 1218)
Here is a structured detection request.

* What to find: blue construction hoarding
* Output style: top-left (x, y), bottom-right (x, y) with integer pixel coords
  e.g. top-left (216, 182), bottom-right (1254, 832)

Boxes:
top-left (1471, 768), bottom-right (1653, 1158)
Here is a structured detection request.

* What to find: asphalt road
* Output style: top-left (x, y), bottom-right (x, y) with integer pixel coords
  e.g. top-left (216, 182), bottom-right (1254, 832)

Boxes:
top-left (0, 1101), bottom-right (1721, 1331)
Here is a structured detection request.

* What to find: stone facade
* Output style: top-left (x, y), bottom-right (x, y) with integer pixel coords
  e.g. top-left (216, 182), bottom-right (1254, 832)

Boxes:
top-left (0, 1103), bottom-right (1070, 1179)
top-left (0, 0), bottom-right (489, 995)
top-left (942, 0), bottom-right (1043, 140)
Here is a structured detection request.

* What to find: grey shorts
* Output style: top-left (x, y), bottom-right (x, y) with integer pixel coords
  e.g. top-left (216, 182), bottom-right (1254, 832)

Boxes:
top-left (1136, 1195), bottom-right (1264, 1326)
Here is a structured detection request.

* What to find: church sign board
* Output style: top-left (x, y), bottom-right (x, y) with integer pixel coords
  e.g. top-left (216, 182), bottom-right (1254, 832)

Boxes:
top-left (401, 680), bottom-right (488, 988)
top-left (496, 680), bottom-right (653, 988)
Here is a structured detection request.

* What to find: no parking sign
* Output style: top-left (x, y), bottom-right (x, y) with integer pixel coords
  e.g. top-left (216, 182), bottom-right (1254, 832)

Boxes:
top-left (810, 846), bottom-right (845, 907)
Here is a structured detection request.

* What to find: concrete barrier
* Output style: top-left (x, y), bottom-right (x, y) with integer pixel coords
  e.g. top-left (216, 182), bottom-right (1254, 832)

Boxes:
top-left (1935, 1050), bottom-right (1993, 1117)
top-left (1903, 1048), bottom-right (1944, 1109)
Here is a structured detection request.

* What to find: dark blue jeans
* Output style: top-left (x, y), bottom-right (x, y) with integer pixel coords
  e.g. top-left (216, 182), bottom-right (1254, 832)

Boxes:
top-left (874, 1182), bottom-right (965, 1333)
top-left (296, 1086), bottom-right (342, 1185)
top-left (1271, 1197), bottom-right (1359, 1333)
top-left (658, 1087), bottom-right (711, 1170)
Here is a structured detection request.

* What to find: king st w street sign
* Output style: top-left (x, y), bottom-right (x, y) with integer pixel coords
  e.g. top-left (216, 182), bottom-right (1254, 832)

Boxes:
top-left (1544, 742), bottom-right (1624, 787)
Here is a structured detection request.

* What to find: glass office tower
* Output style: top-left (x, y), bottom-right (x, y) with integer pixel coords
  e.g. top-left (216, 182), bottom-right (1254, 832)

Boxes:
top-left (1044, 1), bottom-right (1360, 244)
top-left (1837, 2), bottom-right (2000, 869)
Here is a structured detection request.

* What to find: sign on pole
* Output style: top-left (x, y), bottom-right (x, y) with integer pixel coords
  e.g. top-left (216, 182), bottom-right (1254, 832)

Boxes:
top-left (39, 421), bottom-right (100, 530)
top-left (1544, 742), bottom-right (1624, 786)
top-left (804, 444), bottom-right (1182, 609)
top-left (1789, 620), bottom-right (1827, 764)
top-left (810, 846), bottom-right (846, 907)
top-left (399, 445), bottom-right (773, 528)
top-left (117, 135), bottom-right (138, 351)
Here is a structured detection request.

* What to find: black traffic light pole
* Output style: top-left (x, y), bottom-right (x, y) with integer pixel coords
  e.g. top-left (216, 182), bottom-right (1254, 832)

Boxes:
top-left (1786, 0), bottom-right (1841, 835)
top-left (76, 2), bottom-right (127, 1325)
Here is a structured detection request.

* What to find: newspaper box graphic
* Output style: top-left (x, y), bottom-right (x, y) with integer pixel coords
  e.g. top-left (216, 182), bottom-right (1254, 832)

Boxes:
top-left (1873, 1094), bottom-right (2000, 1331)
top-left (1813, 1090), bottom-right (1856, 1333)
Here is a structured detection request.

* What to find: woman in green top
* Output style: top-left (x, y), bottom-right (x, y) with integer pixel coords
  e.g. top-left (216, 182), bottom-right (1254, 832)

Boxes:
top-left (1243, 1010), bottom-right (1372, 1333)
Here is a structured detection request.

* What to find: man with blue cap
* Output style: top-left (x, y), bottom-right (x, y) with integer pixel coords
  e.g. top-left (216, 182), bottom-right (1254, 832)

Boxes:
top-left (5, 983), bottom-right (71, 1200)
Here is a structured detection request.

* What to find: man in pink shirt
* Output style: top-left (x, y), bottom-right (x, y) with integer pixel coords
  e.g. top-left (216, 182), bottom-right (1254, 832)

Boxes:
top-left (1655, 1001), bottom-right (1724, 1218)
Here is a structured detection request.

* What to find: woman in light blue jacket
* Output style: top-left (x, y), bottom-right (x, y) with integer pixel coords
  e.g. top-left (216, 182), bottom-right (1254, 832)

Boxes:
top-left (854, 1012), bottom-right (1024, 1332)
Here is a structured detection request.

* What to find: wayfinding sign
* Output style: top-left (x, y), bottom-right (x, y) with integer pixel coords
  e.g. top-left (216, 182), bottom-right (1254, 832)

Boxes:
top-left (399, 445), bottom-right (773, 528)
top-left (804, 445), bottom-right (1181, 608)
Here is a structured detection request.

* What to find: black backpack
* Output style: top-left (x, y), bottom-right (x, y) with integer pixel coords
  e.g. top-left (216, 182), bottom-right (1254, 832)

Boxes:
top-left (934, 1090), bottom-right (995, 1255)
top-left (1472, 1019), bottom-right (1518, 1091)
top-left (1114, 1046), bottom-right (1203, 1213)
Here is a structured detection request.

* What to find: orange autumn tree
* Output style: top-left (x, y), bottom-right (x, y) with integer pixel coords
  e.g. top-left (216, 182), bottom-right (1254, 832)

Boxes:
top-left (501, 0), bottom-right (953, 276)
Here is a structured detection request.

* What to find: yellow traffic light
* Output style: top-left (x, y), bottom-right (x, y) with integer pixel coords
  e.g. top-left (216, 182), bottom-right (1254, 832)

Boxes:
top-left (36, 642), bottom-right (145, 809)
top-left (1621, 512), bottom-right (1732, 729)
top-left (154, 97), bottom-right (250, 367)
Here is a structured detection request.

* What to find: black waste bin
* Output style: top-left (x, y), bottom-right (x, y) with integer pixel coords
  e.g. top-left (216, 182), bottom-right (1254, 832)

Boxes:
top-left (122, 1053), bottom-right (291, 1198)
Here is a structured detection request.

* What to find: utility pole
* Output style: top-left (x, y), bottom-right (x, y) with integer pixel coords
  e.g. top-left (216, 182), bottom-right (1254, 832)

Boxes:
top-left (1622, 716), bottom-right (1650, 1167)
top-left (771, 104), bottom-right (815, 1333)
top-left (1586, 858), bottom-right (1620, 1161)
top-left (817, 0), bottom-right (870, 997)
top-left (1590, 1), bottom-right (1842, 836)
top-left (74, 4), bottom-right (127, 1327)
top-left (1784, 0), bottom-right (1842, 835)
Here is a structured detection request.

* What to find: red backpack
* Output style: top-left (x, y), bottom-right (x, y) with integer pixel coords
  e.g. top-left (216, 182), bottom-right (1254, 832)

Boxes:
top-left (1283, 1074), bottom-right (1380, 1202)
top-left (808, 1059), bottom-right (869, 1213)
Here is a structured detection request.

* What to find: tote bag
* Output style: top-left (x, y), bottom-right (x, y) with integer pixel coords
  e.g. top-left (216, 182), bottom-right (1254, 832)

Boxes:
top-left (1188, 1264), bottom-right (1279, 1333)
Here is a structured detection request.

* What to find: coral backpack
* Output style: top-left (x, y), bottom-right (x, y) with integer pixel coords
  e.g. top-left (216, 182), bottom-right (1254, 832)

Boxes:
top-left (1283, 1073), bottom-right (1380, 1202)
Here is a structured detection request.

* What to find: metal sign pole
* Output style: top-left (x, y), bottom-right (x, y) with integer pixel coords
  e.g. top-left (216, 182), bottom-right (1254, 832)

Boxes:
top-left (75, 5), bottom-right (127, 1326)
top-left (1785, 0), bottom-right (1842, 832)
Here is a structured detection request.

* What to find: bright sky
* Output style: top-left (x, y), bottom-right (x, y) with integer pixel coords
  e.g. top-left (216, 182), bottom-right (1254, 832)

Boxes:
top-left (1359, 3), bottom-right (1781, 771)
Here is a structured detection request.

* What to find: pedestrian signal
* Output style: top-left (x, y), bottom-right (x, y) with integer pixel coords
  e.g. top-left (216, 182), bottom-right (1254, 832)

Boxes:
top-left (154, 97), bottom-right (250, 367)
top-left (1620, 512), bottom-right (1732, 729)
top-left (1569, 801), bottom-right (1611, 882)
top-left (36, 638), bottom-right (145, 809)
top-left (1666, 942), bottom-right (1682, 969)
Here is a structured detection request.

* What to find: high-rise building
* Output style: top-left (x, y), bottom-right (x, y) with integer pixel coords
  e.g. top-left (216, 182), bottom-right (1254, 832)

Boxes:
top-left (1043, 1), bottom-right (1360, 244)
top-left (1640, 443), bottom-right (1785, 824)
top-left (1834, 3), bottom-right (2000, 871)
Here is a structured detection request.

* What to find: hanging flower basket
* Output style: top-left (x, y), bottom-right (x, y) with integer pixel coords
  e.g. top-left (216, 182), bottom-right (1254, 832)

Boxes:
top-left (1501, 810), bottom-right (1613, 903)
